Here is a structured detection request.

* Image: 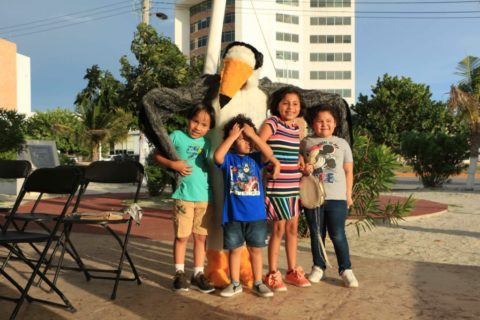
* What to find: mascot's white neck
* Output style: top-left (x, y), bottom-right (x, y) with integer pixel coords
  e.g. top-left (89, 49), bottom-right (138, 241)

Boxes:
top-left (213, 69), bottom-right (267, 131)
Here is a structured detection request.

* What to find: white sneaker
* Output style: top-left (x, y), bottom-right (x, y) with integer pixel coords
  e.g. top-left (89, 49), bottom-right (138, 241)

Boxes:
top-left (341, 269), bottom-right (359, 288)
top-left (308, 266), bottom-right (324, 283)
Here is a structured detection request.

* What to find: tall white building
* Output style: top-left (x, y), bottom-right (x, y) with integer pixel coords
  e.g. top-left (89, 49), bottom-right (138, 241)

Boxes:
top-left (174, 0), bottom-right (355, 105)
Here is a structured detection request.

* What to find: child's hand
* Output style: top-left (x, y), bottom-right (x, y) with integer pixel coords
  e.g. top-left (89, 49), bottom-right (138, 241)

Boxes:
top-left (242, 124), bottom-right (255, 138)
top-left (303, 163), bottom-right (314, 176)
top-left (298, 155), bottom-right (305, 171)
top-left (171, 160), bottom-right (192, 176)
top-left (229, 123), bottom-right (243, 139)
top-left (347, 196), bottom-right (353, 209)
top-left (270, 157), bottom-right (281, 180)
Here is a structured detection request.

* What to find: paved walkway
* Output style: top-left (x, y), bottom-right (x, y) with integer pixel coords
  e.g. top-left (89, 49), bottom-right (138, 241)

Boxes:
top-left (1, 180), bottom-right (478, 320)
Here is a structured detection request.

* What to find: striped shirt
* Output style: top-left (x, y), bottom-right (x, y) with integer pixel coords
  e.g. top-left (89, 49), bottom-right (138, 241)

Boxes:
top-left (264, 116), bottom-right (302, 198)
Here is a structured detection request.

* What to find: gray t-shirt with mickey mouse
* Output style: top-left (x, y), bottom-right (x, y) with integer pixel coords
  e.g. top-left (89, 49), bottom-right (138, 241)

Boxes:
top-left (300, 135), bottom-right (353, 200)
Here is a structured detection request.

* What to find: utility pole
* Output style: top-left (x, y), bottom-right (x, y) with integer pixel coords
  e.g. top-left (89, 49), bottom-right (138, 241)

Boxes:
top-left (142, 0), bottom-right (150, 25)
top-left (138, 0), bottom-right (150, 168)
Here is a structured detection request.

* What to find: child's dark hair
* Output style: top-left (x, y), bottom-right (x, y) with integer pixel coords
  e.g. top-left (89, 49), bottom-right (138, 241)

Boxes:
top-left (305, 103), bottom-right (340, 129)
top-left (187, 103), bottom-right (216, 129)
top-left (268, 86), bottom-right (306, 118)
top-left (223, 114), bottom-right (257, 140)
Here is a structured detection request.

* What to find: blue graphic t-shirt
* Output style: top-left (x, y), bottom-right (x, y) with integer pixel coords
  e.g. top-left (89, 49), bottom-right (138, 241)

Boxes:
top-left (219, 152), bottom-right (267, 224)
top-left (170, 130), bottom-right (211, 202)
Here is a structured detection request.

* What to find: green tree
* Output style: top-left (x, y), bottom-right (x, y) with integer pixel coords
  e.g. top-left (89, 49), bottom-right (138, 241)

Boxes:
top-left (353, 74), bottom-right (461, 153)
top-left (0, 108), bottom-right (26, 159)
top-left (448, 56), bottom-right (480, 189)
top-left (25, 108), bottom-right (87, 156)
top-left (75, 65), bottom-right (134, 161)
top-left (120, 23), bottom-right (192, 117)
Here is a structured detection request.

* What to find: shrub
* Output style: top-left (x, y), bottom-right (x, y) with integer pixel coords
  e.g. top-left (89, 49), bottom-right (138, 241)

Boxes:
top-left (350, 130), bottom-right (415, 235)
top-left (400, 131), bottom-right (469, 187)
top-left (144, 150), bottom-right (174, 196)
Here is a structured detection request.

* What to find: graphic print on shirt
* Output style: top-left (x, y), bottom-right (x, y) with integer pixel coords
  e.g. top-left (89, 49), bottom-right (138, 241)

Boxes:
top-left (186, 145), bottom-right (203, 160)
top-left (306, 142), bottom-right (339, 183)
top-left (229, 162), bottom-right (260, 196)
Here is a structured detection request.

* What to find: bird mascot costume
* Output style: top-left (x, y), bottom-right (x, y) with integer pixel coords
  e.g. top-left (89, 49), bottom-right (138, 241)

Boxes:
top-left (140, 41), bottom-right (351, 288)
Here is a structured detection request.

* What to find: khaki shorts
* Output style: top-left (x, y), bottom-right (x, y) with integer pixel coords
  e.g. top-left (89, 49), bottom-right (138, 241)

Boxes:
top-left (173, 199), bottom-right (212, 238)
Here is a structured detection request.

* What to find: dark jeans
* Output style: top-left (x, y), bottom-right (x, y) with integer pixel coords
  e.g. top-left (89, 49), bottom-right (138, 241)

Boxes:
top-left (304, 200), bottom-right (352, 273)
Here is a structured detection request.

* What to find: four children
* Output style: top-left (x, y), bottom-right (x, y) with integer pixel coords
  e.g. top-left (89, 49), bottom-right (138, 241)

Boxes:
top-left (155, 88), bottom-right (358, 297)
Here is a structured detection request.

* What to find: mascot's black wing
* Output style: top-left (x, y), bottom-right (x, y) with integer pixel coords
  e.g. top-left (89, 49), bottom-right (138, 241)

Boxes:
top-left (259, 77), bottom-right (353, 146)
top-left (140, 74), bottom-right (220, 180)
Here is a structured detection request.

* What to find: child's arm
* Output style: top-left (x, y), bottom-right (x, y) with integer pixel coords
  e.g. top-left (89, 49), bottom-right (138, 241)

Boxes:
top-left (259, 122), bottom-right (273, 142)
top-left (243, 125), bottom-right (281, 179)
top-left (344, 162), bottom-right (353, 208)
top-left (213, 123), bottom-right (242, 165)
top-left (154, 150), bottom-right (192, 176)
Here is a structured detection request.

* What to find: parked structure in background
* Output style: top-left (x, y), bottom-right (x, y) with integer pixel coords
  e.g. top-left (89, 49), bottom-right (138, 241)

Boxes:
top-left (0, 38), bottom-right (31, 115)
top-left (174, 0), bottom-right (355, 105)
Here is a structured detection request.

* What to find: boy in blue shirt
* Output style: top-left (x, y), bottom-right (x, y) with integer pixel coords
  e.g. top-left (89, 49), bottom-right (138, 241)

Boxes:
top-left (214, 114), bottom-right (280, 298)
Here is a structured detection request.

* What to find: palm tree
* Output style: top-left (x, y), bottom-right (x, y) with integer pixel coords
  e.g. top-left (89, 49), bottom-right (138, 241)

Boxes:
top-left (75, 65), bottom-right (134, 161)
top-left (448, 56), bottom-right (480, 189)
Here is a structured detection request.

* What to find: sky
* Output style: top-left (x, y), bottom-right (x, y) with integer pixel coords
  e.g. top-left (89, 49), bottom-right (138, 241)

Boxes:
top-left (1, 0), bottom-right (479, 112)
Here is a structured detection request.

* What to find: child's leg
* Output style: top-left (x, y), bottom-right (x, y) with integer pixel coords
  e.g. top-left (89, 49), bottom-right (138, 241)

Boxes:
top-left (173, 200), bottom-right (194, 271)
top-left (303, 207), bottom-right (326, 269)
top-left (248, 246), bottom-right (263, 283)
top-left (192, 233), bottom-right (206, 269)
top-left (324, 200), bottom-right (351, 273)
top-left (268, 220), bottom-right (285, 272)
top-left (285, 216), bottom-right (299, 271)
top-left (191, 201), bottom-right (210, 272)
top-left (229, 247), bottom-right (243, 282)
top-left (174, 237), bottom-right (189, 267)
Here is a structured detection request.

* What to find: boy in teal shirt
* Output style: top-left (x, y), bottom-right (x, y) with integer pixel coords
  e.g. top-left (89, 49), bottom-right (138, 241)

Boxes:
top-left (155, 104), bottom-right (216, 293)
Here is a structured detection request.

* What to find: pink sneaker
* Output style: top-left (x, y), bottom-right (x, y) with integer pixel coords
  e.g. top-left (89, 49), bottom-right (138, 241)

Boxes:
top-left (263, 271), bottom-right (287, 292)
top-left (285, 267), bottom-right (311, 287)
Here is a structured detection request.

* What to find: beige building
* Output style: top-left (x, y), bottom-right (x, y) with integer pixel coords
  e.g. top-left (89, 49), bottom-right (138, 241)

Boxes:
top-left (0, 38), bottom-right (31, 114)
top-left (174, 0), bottom-right (355, 105)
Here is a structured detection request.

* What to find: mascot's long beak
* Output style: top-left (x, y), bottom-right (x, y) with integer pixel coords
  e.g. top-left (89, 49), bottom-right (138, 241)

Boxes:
top-left (219, 58), bottom-right (254, 108)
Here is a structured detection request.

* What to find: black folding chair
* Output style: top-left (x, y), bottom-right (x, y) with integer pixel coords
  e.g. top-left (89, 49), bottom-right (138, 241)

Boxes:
top-left (0, 160), bottom-right (32, 227)
top-left (0, 166), bottom-right (82, 320)
top-left (58, 161), bottom-right (143, 300)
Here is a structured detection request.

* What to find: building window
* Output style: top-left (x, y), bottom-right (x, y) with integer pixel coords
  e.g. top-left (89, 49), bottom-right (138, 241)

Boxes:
top-left (198, 35), bottom-right (208, 48)
top-left (310, 34), bottom-right (352, 44)
top-left (311, 0), bottom-right (351, 8)
top-left (276, 13), bottom-right (299, 24)
top-left (310, 71), bottom-right (351, 80)
top-left (276, 0), bottom-right (299, 6)
top-left (222, 30), bottom-right (235, 43)
top-left (224, 12), bottom-right (235, 24)
top-left (276, 50), bottom-right (299, 61)
top-left (190, 40), bottom-right (196, 50)
top-left (276, 32), bottom-right (299, 43)
top-left (276, 69), bottom-right (299, 79)
top-left (191, 0), bottom-right (234, 15)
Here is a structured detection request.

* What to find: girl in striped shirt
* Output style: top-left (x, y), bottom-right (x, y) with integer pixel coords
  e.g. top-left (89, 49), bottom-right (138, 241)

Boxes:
top-left (260, 86), bottom-right (311, 291)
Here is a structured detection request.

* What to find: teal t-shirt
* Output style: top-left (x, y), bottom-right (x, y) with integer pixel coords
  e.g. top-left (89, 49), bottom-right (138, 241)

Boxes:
top-left (170, 130), bottom-right (211, 202)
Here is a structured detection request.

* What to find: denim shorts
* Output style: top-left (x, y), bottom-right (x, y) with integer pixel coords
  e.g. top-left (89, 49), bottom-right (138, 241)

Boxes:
top-left (222, 220), bottom-right (268, 250)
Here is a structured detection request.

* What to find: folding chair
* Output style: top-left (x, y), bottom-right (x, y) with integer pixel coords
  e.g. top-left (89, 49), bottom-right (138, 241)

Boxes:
top-left (58, 161), bottom-right (143, 300)
top-left (0, 160), bottom-right (32, 227)
top-left (0, 166), bottom-right (82, 320)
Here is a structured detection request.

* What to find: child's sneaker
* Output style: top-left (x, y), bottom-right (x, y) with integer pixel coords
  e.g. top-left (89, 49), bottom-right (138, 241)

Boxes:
top-left (308, 266), bottom-right (324, 283)
top-left (220, 283), bottom-right (243, 297)
top-left (190, 272), bottom-right (215, 294)
top-left (285, 266), bottom-right (311, 287)
top-left (253, 283), bottom-right (274, 298)
top-left (341, 269), bottom-right (359, 288)
top-left (263, 270), bottom-right (287, 292)
top-left (173, 270), bottom-right (189, 292)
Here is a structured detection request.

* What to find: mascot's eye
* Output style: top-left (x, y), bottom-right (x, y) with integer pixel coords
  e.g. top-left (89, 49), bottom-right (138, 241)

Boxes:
top-left (326, 158), bottom-right (336, 168)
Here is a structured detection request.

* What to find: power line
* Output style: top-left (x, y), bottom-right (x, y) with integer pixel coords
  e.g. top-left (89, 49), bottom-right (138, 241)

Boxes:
top-left (0, 1), bottom-right (134, 30)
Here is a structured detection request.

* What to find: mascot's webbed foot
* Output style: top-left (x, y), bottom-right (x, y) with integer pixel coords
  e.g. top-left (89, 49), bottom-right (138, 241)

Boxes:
top-left (205, 247), bottom-right (254, 289)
